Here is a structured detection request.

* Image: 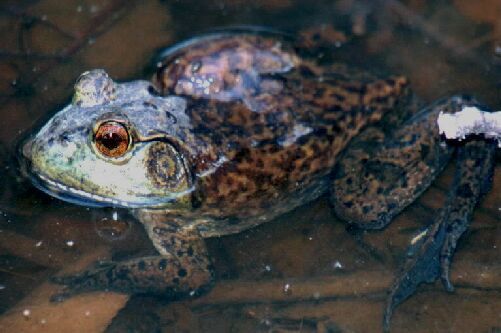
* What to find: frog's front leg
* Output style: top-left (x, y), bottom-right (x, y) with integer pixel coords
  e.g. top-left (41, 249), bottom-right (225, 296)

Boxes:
top-left (51, 213), bottom-right (213, 301)
top-left (331, 96), bottom-right (496, 331)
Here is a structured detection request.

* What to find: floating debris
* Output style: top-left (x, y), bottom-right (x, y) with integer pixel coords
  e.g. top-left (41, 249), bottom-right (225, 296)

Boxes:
top-left (438, 106), bottom-right (501, 147)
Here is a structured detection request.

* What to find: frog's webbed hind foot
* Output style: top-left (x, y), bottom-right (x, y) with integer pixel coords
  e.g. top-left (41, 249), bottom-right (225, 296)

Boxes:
top-left (49, 254), bottom-right (213, 302)
top-left (49, 223), bottom-right (214, 302)
top-left (383, 139), bottom-right (496, 332)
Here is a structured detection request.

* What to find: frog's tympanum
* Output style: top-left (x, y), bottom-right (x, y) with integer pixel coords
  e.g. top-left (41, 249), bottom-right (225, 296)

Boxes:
top-left (20, 30), bottom-right (496, 331)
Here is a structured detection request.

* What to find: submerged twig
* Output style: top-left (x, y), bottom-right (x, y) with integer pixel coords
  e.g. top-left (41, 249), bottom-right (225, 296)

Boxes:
top-left (0, 0), bottom-right (133, 106)
top-left (382, 0), bottom-right (485, 64)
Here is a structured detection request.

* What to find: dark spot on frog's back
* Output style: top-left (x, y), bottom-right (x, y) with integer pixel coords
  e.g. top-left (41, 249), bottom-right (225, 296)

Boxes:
top-left (178, 268), bottom-right (187, 277)
top-left (420, 144), bottom-right (430, 161)
top-left (456, 184), bottom-right (474, 198)
top-left (299, 65), bottom-right (316, 78)
top-left (158, 259), bottom-right (168, 270)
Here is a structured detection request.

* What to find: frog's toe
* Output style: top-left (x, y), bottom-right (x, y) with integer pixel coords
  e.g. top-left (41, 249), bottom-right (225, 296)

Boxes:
top-left (384, 139), bottom-right (495, 331)
top-left (383, 221), bottom-right (446, 331)
top-left (439, 229), bottom-right (464, 292)
top-left (50, 262), bottom-right (118, 297)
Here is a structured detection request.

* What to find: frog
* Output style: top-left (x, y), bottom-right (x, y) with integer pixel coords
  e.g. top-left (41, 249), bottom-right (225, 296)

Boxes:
top-left (20, 29), bottom-right (496, 331)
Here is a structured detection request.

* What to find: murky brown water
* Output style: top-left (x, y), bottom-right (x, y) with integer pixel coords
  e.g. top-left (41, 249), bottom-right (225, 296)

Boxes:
top-left (0, 1), bottom-right (500, 332)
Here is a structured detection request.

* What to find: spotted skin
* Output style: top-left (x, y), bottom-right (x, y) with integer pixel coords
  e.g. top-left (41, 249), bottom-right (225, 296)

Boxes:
top-left (153, 33), bottom-right (410, 233)
top-left (331, 98), bottom-right (454, 229)
top-left (21, 30), bottom-right (496, 330)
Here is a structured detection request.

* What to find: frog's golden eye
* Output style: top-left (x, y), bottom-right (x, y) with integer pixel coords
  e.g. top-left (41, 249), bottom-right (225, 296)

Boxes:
top-left (94, 121), bottom-right (130, 158)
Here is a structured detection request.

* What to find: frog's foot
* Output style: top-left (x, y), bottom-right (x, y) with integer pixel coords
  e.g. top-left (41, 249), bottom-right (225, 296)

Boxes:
top-left (50, 254), bottom-right (213, 302)
top-left (50, 220), bottom-right (214, 302)
top-left (383, 139), bottom-right (496, 332)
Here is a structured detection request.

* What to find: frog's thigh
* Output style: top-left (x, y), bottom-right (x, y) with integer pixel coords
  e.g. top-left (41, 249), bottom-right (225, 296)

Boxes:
top-left (331, 104), bottom-right (453, 229)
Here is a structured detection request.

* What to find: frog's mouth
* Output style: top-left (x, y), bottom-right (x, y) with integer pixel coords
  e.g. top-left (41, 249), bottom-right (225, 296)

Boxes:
top-left (24, 166), bottom-right (185, 209)
top-left (21, 158), bottom-right (139, 208)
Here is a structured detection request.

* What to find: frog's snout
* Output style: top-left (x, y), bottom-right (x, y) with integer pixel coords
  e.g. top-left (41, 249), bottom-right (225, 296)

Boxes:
top-left (18, 136), bottom-right (35, 181)
top-left (21, 137), bottom-right (34, 161)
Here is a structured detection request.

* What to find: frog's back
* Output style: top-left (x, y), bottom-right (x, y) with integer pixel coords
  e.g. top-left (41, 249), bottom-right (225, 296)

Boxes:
top-left (153, 32), bottom-right (408, 235)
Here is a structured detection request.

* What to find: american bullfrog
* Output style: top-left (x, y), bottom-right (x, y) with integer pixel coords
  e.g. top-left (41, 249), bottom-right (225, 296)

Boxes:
top-left (20, 29), bottom-right (496, 331)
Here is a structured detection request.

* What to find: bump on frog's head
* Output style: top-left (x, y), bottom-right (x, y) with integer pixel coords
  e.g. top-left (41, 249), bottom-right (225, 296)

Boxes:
top-left (21, 70), bottom-right (194, 209)
top-left (72, 69), bottom-right (117, 107)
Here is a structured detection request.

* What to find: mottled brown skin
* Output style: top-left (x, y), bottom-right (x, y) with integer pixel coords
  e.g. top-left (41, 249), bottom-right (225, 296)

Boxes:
top-left (152, 33), bottom-right (410, 235)
top-left (49, 31), bottom-right (495, 331)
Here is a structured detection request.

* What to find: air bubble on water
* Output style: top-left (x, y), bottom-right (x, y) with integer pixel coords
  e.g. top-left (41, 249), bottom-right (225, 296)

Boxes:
top-left (283, 283), bottom-right (291, 294)
top-left (66, 240), bottom-right (74, 247)
top-left (85, 310), bottom-right (91, 317)
top-left (22, 309), bottom-right (31, 317)
top-left (333, 260), bottom-right (343, 269)
top-left (265, 265), bottom-right (271, 272)
top-left (40, 318), bottom-right (47, 325)
top-left (35, 241), bottom-right (43, 247)
top-left (494, 43), bottom-right (501, 57)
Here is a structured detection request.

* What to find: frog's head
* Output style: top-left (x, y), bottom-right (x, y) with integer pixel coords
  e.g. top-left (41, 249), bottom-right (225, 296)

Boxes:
top-left (21, 69), bottom-right (194, 208)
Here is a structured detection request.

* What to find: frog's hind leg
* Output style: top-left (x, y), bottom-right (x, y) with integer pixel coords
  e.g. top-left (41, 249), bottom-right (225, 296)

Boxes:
top-left (331, 97), bottom-right (455, 229)
top-left (330, 96), bottom-right (496, 331)
top-left (383, 138), bottom-right (495, 331)
top-left (50, 215), bottom-right (213, 301)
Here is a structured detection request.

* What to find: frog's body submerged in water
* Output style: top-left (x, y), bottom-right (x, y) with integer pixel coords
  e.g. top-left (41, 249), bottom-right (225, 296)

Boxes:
top-left (20, 30), bottom-right (496, 331)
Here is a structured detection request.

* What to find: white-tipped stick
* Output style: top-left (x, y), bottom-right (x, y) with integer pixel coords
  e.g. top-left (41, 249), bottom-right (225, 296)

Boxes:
top-left (438, 106), bottom-right (501, 147)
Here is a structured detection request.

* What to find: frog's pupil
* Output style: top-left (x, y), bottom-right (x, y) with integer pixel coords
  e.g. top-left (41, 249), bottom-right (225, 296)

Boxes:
top-left (95, 121), bottom-right (129, 157)
top-left (102, 132), bottom-right (121, 150)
